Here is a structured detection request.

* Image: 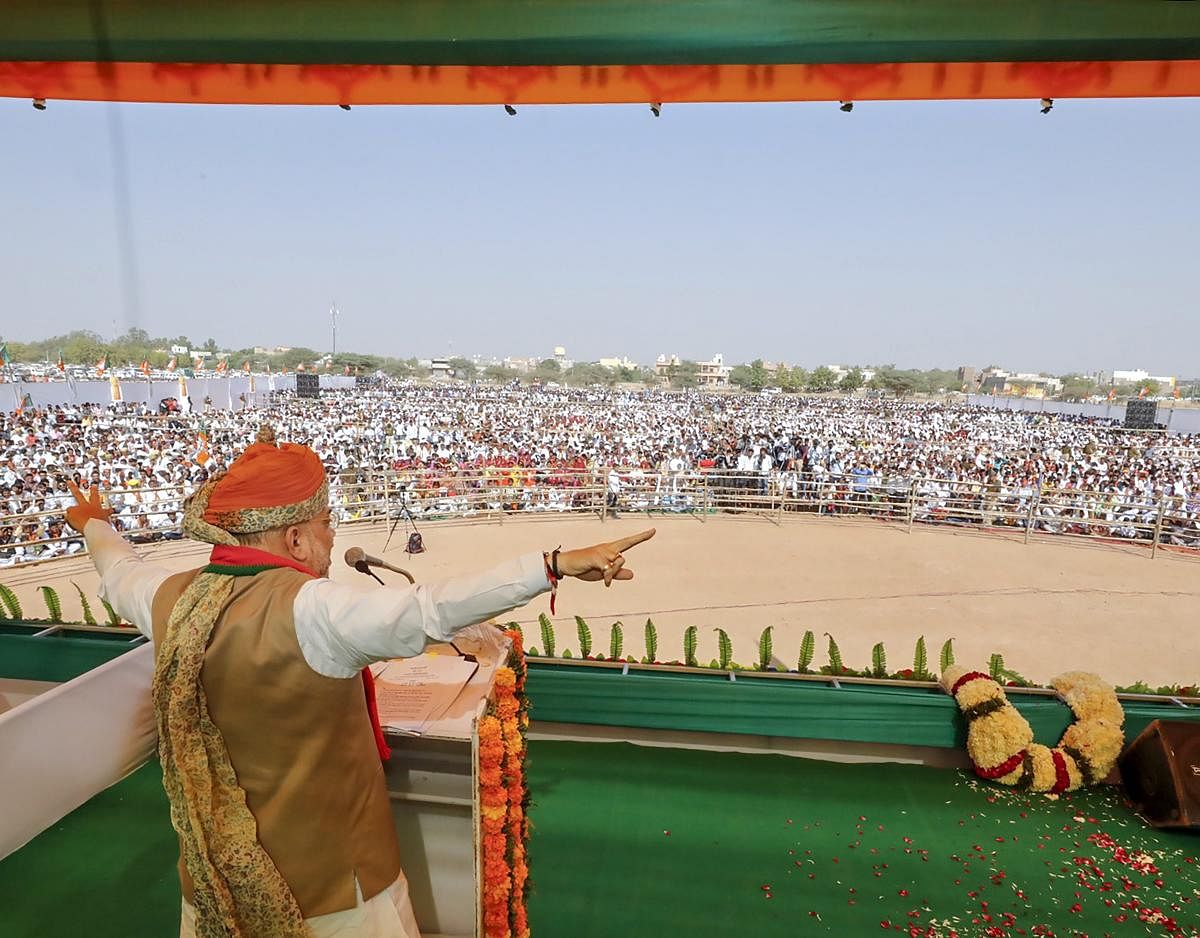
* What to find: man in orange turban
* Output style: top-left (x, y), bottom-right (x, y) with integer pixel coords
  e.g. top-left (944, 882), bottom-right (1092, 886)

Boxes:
top-left (68, 427), bottom-right (653, 938)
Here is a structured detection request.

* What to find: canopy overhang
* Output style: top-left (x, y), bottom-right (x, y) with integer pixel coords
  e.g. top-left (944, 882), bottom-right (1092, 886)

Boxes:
top-left (3, 1), bottom-right (1200, 106)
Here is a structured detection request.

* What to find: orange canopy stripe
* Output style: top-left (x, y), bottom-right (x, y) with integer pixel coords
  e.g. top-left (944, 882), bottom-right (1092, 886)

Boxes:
top-left (3, 60), bottom-right (1200, 106)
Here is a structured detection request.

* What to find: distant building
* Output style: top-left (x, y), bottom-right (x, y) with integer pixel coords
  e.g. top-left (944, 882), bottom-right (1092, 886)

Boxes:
top-left (655, 353), bottom-right (732, 387)
top-left (430, 357), bottom-right (452, 380)
top-left (1111, 369), bottom-right (1175, 389)
top-left (957, 366), bottom-right (979, 391)
top-left (979, 371), bottom-right (1063, 398)
top-left (697, 353), bottom-right (732, 388)
top-left (825, 364), bottom-right (876, 384)
top-left (504, 357), bottom-right (536, 374)
top-left (599, 356), bottom-right (639, 371)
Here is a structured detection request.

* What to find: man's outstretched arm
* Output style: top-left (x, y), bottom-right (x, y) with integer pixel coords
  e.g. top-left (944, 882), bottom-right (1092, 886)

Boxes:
top-left (295, 529), bottom-right (656, 678)
top-left (67, 482), bottom-right (171, 640)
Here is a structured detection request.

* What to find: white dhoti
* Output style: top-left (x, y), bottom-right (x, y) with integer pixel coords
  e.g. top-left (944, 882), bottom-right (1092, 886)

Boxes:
top-left (180, 873), bottom-right (421, 938)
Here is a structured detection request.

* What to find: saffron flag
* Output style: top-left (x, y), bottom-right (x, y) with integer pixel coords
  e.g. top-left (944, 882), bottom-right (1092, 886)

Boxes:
top-left (167, 355), bottom-right (178, 371)
top-left (1138, 386), bottom-right (1149, 399)
top-left (243, 360), bottom-right (251, 373)
top-left (140, 359), bottom-right (151, 376)
top-left (1107, 388), bottom-right (1117, 402)
top-left (194, 356), bottom-right (204, 371)
top-left (297, 362), bottom-right (306, 372)
top-left (56, 350), bottom-right (65, 372)
top-left (216, 358), bottom-right (228, 374)
top-left (0, 343), bottom-right (10, 367)
top-left (344, 364), bottom-right (351, 375)
top-left (1174, 387), bottom-right (1182, 400)
top-left (96, 354), bottom-right (107, 375)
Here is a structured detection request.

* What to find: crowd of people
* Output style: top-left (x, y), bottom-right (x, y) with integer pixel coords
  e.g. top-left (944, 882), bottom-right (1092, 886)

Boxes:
top-left (3, 385), bottom-right (1199, 565)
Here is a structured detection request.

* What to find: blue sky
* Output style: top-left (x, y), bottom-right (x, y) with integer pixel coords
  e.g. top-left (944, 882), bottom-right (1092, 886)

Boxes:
top-left (1, 95), bottom-right (1196, 376)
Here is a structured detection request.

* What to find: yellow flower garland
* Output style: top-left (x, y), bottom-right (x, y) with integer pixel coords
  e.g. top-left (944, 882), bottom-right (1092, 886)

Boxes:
top-left (941, 665), bottom-right (1124, 793)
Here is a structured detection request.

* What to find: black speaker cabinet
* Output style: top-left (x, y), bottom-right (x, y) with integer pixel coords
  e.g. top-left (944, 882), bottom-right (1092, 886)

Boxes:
top-left (295, 372), bottom-right (320, 399)
top-left (1124, 398), bottom-right (1159, 430)
top-left (1118, 719), bottom-right (1200, 829)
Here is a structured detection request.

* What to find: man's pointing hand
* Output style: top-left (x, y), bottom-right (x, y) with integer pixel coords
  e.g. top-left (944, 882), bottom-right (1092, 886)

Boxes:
top-left (556, 528), bottom-right (656, 587)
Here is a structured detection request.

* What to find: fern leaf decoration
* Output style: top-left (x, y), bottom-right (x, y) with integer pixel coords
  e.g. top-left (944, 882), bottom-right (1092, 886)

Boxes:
top-left (871, 642), bottom-right (887, 678)
top-left (715, 628), bottom-right (732, 670)
top-left (988, 653), bottom-right (1005, 680)
top-left (1000, 666), bottom-right (1032, 687)
top-left (100, 597), bottom-right (123, 628)
top-left (825, 633), bottom-right (844, 673)
top-left (913, 636), bottom-right (930, 679)
top-left (939, 638), bottom-right (955, 673)
top-left (0, 583), bottom-right (22, 620)
top-left (575, 616), bottom-right (592, 658)
top-left (798, 630), bottom-right (815, 673)
top-left (757, 627), bottom-right (773, 671)
top-left (538, 612), bottom-right (556, 658)
top-left (72, 582), bottom-right (98, 626)
top-left (609, 621), bottom-right (624, 660)
top-left (683, 626), bottom-right (698, 667)
top-left (40, 586), bottom-right (63, 623)
top-left (644, 618), bottom-right (658, 663)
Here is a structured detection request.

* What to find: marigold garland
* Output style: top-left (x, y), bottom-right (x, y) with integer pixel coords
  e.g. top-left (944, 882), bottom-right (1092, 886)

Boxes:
top-left (479, 629), bottom-right (532, 938)
top-left (942, 665), bottom-right (1125, 793)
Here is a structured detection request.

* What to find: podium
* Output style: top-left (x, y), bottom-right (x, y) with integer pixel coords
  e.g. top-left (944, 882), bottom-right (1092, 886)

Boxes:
top-left (378, 624), bottom-right (530, 938)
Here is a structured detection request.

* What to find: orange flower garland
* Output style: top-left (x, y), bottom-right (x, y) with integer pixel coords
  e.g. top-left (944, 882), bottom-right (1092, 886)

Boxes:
top-left (480, 629), bottom-right (532, 938)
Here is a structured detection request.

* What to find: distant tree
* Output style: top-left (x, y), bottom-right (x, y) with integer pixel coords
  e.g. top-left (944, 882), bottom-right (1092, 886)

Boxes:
top-left (448, 357), bottom-right (477, 380)
top-left (615, 365), bottom-right (644, 384)
top-left (729, 364), bottom-right (753, 389)
top-left (776, 365), bottom-right (801, 393)
top-left (1059, 375), bottom-right (1098, 400)
top-left (871, 367), bottom-right (920, 397)
top-left (1135, 379), bottom-right (1161, 397)
top-left (381, 356), bottom-right (420, 378)
top-left (838, 368), bottom-right (864, 393)
top-left (564, 362), bottom-right (615, 387)
top-left (63, 331), bottom-right (108, 365)
top-left (484, 364), bottom-right (519, 382)
top-left (203, 338), bottom-right (218, 353)
top-left (920, 369), bottom-right (958, 394)
top-left (808, 366), bottom-right (837, 392)
top-left (667, 359), bottom-right (700, 389)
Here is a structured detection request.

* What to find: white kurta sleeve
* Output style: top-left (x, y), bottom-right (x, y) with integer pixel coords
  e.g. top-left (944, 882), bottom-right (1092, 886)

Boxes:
top-left (294, 552), bottom-right (550, 678)
top-left (84, 518), bottom-right (174, 640)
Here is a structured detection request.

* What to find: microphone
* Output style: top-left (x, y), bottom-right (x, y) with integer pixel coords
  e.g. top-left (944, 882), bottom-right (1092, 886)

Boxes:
top-left (344, 547), bottom-right (415, 583)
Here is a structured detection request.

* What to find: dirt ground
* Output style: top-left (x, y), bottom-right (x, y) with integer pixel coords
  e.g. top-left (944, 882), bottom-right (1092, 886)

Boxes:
top-left (8, 513), bottom-right (1199, 687)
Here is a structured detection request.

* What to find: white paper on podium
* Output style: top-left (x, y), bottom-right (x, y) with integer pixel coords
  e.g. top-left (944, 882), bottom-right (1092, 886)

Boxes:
top-left (371, 655), bottom-right (479, 736)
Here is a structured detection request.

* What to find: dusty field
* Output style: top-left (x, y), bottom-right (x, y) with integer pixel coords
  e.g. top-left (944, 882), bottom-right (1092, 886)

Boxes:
top-left (7, 514), bottom-right (1198, 687)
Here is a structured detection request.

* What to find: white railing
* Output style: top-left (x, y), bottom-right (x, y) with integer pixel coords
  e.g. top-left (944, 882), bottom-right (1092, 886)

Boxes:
top-left (1, 469), bottom-right (1197, 567)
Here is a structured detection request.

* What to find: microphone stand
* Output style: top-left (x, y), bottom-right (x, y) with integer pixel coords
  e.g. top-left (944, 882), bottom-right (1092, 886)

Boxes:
top-left (353, 559), bottom-right (386, 586)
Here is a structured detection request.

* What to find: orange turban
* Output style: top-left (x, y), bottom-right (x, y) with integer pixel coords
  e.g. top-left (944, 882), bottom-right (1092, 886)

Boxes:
top-left (205, 441), bottom-right (326, 522)
top-left (182, 428), bottom-right (328, 544)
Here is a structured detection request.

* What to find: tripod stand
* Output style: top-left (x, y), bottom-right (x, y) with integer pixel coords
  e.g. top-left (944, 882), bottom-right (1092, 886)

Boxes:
top-left (383, 494), bottom-right (425, 554)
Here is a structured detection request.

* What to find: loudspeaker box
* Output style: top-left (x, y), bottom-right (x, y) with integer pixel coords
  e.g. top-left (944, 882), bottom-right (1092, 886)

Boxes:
top-left (1118, 719), bottom-right (1200, 829)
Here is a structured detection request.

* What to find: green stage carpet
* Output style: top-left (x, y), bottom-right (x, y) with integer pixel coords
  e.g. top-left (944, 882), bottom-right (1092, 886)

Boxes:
top-left (2, 745), bottom-right (1197, 937)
